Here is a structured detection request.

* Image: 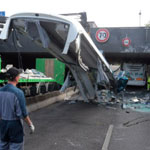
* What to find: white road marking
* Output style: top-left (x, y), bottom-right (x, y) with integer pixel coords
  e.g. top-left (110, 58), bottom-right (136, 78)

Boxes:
top-left (102, 124), bottom-right (114, 150)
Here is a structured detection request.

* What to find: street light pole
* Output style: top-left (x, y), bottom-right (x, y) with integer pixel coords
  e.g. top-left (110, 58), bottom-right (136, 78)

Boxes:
top-left (139, 10), bottom-right (141, 26)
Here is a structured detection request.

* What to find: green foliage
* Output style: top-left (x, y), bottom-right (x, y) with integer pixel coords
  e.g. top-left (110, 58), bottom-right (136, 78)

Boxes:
top-left (145, 21), bottom-right (150, 27)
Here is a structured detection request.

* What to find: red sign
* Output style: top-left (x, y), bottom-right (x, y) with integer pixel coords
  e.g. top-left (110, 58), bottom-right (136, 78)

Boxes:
top-left (122, 37), bottom-right (131, 47)
top-left (96, 29), bottom-right (110, 43)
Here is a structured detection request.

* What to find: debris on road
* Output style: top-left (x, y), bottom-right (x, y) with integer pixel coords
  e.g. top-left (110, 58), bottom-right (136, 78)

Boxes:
top-left (122, 91), bottom-right (150, 113)
top-left (68, 100), bottom-right (77, 104)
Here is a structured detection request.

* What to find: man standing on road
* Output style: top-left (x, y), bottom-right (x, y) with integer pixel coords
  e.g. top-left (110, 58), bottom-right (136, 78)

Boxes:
top-left (0, 67), bottom-right (35, 150)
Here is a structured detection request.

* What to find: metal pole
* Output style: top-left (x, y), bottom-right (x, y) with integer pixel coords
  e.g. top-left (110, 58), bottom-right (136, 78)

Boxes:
top-left (139, 10), bottom-right (141, 26)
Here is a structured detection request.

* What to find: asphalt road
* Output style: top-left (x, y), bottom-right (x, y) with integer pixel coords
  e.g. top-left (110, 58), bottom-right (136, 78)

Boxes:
top-left (24, 99), bottom-right (150, 150)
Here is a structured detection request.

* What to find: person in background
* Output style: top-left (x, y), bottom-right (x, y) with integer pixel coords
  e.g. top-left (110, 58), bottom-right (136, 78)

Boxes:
top-left (0, 67), bottom-right (35, 150)
top-left (147, 66), bottom-right (150, 91)
top-left (147, 76), bottom-right (150, 91)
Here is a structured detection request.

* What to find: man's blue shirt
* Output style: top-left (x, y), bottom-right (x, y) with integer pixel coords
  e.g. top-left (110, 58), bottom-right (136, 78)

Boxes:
top-left (0, 83), bottom-right (28, 120)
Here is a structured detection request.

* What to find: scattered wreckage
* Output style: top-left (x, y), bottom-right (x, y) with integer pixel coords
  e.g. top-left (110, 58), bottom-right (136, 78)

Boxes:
top-left (0, 13), bottom-right (128, 103)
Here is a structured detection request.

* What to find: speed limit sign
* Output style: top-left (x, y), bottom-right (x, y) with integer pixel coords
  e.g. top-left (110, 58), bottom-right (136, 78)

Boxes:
top-left (96, 29), bottom-right (110, 43)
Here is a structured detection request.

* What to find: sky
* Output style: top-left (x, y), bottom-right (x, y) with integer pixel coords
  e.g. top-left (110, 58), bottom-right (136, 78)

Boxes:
top-left (0, 0), bottom-right (150, 27)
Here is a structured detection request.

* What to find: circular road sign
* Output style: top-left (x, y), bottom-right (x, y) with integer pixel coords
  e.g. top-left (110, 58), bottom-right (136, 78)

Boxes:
top-left (96, 29), bottom-right (110, 43)
top-left (122, 37), bottom-right (131, 47)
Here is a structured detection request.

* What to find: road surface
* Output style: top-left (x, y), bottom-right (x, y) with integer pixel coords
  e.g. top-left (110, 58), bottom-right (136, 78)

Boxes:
top-left (24, 99), bottom-right (150, 150)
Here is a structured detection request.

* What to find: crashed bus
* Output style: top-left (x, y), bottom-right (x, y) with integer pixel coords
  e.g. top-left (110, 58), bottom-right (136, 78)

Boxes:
top-left (0, 13), bottom-right (127, 102)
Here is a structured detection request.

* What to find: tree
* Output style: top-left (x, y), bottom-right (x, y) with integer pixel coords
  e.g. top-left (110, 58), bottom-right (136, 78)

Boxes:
top-left (145, 21), bottom-right (150, 27)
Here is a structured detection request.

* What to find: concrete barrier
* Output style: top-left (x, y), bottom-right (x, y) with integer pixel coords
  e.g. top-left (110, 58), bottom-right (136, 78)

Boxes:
top-left (27, 87), bottom-right (79, 112)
